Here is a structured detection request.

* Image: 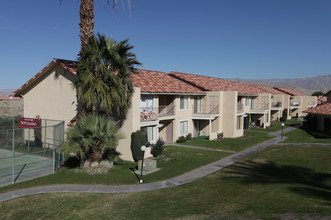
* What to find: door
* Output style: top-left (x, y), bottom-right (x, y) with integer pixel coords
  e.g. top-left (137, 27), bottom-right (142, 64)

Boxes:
top-left (193, 120), bottom-right (200, 137)
top-left (166, 122), bottom-right (173, 142)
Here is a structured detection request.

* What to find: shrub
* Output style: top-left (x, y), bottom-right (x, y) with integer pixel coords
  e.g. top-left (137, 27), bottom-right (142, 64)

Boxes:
top-left (217, 132), bottom-right (224, 140)
top-left (151, 138), bottom-right (165, 157)
top-left (185, 133), bottom-right (192, 141)
top-left (60, 116), bottom-right (122, 165)
top-left (280, 117), bottom-right (286, 122)
top-left (130, 130), bottom-right (147, 162)
top-left (176, 136), bottom-right (186, 143)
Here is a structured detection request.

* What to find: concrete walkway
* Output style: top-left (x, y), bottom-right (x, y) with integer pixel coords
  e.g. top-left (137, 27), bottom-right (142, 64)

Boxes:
top-left (0, 125), bottom-right (318, 203)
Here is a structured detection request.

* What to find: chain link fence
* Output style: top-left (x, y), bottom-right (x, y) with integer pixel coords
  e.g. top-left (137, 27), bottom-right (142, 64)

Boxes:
top-left (0, 116), bottom-right (65, 186)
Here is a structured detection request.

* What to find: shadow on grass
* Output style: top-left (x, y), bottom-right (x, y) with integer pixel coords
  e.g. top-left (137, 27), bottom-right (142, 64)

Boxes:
top-left (223, 160), bottom-right (331, 201)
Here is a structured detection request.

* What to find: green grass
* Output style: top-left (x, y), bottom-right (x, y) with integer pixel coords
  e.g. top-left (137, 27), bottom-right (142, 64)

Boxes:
top-left (1, 145), bottom-right (330, 219)
top-left (283, 127), bottom-right (331, 143)
top-left (250, 118), bottom-right (302, 132)
top-left (182, 130), bottom-right (273, 151)
top-left (0, 146), bottom-right (231, 193)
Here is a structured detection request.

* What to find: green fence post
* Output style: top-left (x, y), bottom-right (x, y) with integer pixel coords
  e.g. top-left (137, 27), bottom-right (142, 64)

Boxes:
top-left (12, 119), bottom-right (15, 184)
top-left (53, 123), bottom-right (56, 173)
top-left (43, 119), bottom-right (47, 157)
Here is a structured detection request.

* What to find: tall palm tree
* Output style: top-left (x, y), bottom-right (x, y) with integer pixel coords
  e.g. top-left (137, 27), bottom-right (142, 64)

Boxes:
top-left (60, 0), bottom-right (132, 49)
top-left (76, 33), bottom-right (141, 117)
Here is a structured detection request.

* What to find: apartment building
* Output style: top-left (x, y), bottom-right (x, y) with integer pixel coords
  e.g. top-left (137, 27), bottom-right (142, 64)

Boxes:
top-left (14, 58), bottom-right (317, 161)
top-left (304, 89), bottom-right (331, 135)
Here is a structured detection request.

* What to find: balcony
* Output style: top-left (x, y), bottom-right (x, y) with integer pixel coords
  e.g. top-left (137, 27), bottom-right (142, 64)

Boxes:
top-left (193, 105), bottom-right (219, 115)
top-left (140, 105), bottom-right (175, 122)
top-left (237, 102), bottom-right (244, 114)
top-left (272, 102), bottom-right (282, 108)
top-left (290, 102), bottom-right (300, 107)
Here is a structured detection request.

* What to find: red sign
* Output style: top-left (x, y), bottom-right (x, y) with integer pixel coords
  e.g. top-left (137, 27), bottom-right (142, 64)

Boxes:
top-left (19, 118), bottom-right (40, 129)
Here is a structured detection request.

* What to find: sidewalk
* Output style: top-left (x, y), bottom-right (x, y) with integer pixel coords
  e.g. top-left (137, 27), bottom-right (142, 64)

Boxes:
top-left (0, 125), bottom-right (307, 203)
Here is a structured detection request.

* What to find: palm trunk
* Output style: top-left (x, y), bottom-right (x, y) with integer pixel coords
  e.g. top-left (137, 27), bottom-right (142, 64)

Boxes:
top-left (80, 0), bottom-right (94, 49)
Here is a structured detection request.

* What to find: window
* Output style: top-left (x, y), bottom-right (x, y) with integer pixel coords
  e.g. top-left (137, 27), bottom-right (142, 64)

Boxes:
top-left (179, 120), bottom-right (189, 136)
top-left (141, 126), bottom-right (156, 143)
top-left (245, 98), bottom-right (249, 106)
top-left (237, 116), bottom-right (241, 130)
top-left (180, 96), bottom-right (189, 110)
top-left (141, 95), bottom-right (154, 111)
top-left (251, 98), bottom-right (255, 110)
top-left (194, 97), bottom-right (201, 113)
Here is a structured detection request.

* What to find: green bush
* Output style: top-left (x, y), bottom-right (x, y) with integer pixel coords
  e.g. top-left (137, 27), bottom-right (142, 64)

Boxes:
top-left (151, 138), bottom-right (165, 157)
top-left (280, 117), bottom-right (286, 122)
top-left (185, 133), bottom-right (192, 141)
top-left (130, 130), bottom-right (147, 162)
top-left (60, 116), bottom-right (122, 164)
top-left (176, 136), bottom-right (186, 143)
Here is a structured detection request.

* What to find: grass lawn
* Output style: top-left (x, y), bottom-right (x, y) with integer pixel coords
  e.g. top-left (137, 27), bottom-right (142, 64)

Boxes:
top-left (1, 145), bottom-right (330, 219)
top-left (0, 146), bottom-right (231, 193)
top-left (250, 118), bottom-right (302, 132)
top-left (181, 130), bottom-right (273, 151)
top-left (283, 127), bottom-right (331, 143)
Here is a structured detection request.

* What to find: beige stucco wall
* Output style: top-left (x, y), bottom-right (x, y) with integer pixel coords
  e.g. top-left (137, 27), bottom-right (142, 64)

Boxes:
top-left (118, 87), bottom-right (153, 161)
top-left (222, 91), bottom-right (243, 138)
top-left (23, 66), bottom-right (77, 127)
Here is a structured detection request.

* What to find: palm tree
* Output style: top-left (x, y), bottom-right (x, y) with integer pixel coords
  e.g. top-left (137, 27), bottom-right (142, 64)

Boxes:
top-left (60, 0), bottom-right (132, 48)
top-left (76, 33), bottom-right (141, 117)
top-left (61, 115), bottom-right (122, 164)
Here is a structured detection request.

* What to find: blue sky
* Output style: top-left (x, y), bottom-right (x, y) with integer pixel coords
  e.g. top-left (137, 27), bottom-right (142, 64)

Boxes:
top-left (1, 0), bottom-right (331, 89)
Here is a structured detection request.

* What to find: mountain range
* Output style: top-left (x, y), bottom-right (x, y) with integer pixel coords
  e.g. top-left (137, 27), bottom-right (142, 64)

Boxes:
top-left (228, 74), bottom-right (331, 95)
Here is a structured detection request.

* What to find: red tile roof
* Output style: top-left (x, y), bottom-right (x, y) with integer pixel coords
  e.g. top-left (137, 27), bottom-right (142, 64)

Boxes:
top-left (250, 84), bottom-right (287, 95)
top-left (273, 87), bottom-right (307, 96)
top-left (14, 59), bottom-right (205, 96)
top-left (134, 70), bottom-right (205, 94)
top-left (304, 103), bottom-right (331, 116)
top-left (170, 71), bottom-right (268, 95)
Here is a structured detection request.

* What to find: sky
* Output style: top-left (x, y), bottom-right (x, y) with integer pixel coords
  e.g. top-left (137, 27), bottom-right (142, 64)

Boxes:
top-left (1, 0), bottom-right (331, 89)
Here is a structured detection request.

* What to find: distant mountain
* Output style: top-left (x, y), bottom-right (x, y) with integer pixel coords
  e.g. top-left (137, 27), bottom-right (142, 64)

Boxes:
top-left (228, 74), bottom-right (331, 95)
top-left (0, 89), bottom-right (15, 96)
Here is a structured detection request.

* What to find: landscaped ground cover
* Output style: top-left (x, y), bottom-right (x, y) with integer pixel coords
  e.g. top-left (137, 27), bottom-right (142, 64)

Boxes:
top-left (283, 128), bottom-right (331, 143)
top-left (181, 130), bottom-right (273, 151)
top-left (0, 146), bottom-right (231, 193)
top-left (250, 118), bottom-right (302, 132)
top-left (1, 145), bottom-right (330, 219)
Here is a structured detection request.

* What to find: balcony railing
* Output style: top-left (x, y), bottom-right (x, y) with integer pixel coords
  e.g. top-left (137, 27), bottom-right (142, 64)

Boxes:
top-left (272, 102), bottom-right (282, 108)
top-left (193, 105), bottom-right (219, 115)
top-left (290, 102), bottom-right (300, 107)
top-left (140, 105), bottom-right (175, 122)
top-left (159, 105), bottom-right (175, 117)
top-left (251, 103), bottom-right (269, 111)
top-left (237, 102), bottom-right (244, 113)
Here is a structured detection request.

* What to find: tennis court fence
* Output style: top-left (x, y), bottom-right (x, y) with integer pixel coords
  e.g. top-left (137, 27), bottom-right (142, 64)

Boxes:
top-left (0, 117), bottom-right (65, 185)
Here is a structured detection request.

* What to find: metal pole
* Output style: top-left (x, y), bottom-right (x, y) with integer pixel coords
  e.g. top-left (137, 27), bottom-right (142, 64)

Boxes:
top-left (12, 118), bottom-right (15, 184)
top-left (53, 123), bottom-right (56, 173)
top-left (281, 124), bottom-right (284, 142)
top-left (43, 119), bottom-right (47, 157)
top-left (139, 145), bottom-right (146, 184)
top-left (28, 128), bottom-right (30, 153)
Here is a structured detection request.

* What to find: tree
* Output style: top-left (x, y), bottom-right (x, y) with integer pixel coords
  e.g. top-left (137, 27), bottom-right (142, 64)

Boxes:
top-left (76, 33), bottom-right (141, 117)
top-left (311, 91), bottom-right (324, 96)
top-left (60, 0), bottom-right (132, 48)
top-left (61, 115), bottom-right (122, 164)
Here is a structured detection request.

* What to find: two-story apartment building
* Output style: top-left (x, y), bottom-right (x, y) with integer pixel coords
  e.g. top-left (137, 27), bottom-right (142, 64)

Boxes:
top-left (304, 89), bottom-right (331, 135)
top-left (14, 59), bottom-right (243, 161)
top-left (170, 72), bottom-right (273, 129)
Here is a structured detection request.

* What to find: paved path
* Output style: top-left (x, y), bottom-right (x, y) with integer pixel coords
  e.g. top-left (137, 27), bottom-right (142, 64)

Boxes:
top-left (0, 125), bottom-right (315, 203)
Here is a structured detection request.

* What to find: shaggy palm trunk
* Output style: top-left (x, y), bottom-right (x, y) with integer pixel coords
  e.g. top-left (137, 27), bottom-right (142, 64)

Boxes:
top-left (80, 0), bottom-right (94, 49)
